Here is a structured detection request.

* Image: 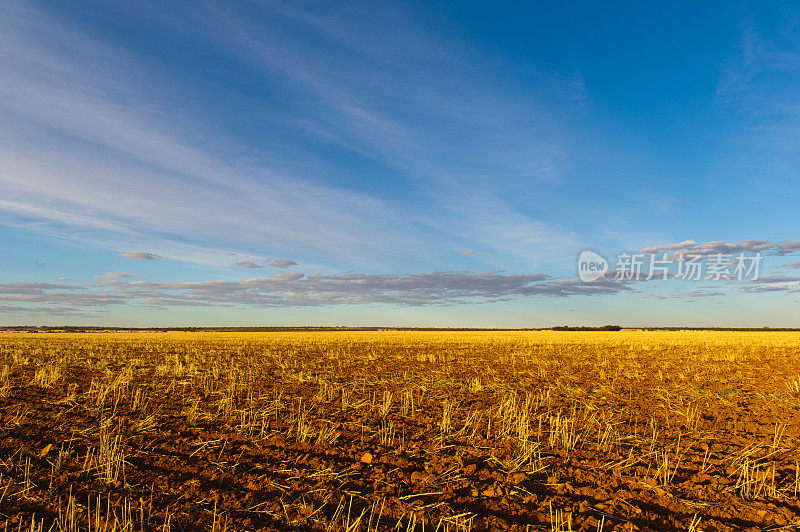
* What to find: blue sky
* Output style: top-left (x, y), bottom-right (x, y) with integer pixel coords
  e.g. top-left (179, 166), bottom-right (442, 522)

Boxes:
top-left (1, 0), bottom-right (798, 327)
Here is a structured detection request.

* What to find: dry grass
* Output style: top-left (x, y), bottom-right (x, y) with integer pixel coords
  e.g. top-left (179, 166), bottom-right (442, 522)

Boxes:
top-left (0, 329), bottom-right (799, 530)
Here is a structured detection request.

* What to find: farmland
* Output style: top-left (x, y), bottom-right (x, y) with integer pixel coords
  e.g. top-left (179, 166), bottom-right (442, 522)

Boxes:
top-left (1, 330), bottom-right (799, 531)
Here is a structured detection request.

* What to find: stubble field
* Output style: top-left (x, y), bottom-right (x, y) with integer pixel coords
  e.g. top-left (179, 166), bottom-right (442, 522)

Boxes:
top-left (1, 330), bottom-right (800, 531)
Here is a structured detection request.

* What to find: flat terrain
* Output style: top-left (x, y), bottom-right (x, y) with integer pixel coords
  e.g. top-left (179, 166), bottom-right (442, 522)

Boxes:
top-left (1, 330), bottom-right (800, 531)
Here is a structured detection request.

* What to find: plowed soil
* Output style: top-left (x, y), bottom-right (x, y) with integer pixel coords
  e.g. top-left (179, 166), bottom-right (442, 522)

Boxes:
top-left (1, 330), bottom-right (799, 531)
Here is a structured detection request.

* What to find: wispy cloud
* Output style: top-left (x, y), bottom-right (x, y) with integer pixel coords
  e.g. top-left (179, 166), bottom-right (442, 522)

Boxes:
top-left (236, 261), bottom-right (262, 269)
top-left (458, 250), bottom-right (475, 256)
top-left (641, 239), bottom-right (800, 257)
top-left (266, 259), bottom-right (298, 268)
top-left (238, 258), bottom-right (296, 269)
top-left (773, 242), bottom-right (800, 256)
top-left (640, 240), bottom-right (696, 253)
top-left (0, 282), bottom-right (126, 307)
top-left (0, 304), bottom-right (103, 318)
top-left (0, 270), bottom-right (636, 314)
top-left (686, 290), bottom-right (726, 298)
top-left (93, 272), bottom-right (140, 280)
top-left (119, 252), bottom-right (159, 261)
top-left (0, 0), bottom-right (585, 271)
top-left (742, 274), bottom-right (800, 294)
top-left (651, 289), bottom-right (726, 300)
top-left (715, 22), bottom-right (800, 195)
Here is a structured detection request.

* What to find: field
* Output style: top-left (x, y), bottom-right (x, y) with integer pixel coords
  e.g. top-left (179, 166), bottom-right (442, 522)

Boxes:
top-left (1, 330), bottom-right (800, 531)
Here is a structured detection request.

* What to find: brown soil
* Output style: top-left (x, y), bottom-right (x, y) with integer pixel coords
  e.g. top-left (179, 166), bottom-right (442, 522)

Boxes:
top-left (0, 331), bottom-right (799, 531)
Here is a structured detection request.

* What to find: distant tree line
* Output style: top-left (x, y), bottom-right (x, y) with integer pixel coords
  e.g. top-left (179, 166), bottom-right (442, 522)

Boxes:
top-left (551, 325), bottom-right (622, 331)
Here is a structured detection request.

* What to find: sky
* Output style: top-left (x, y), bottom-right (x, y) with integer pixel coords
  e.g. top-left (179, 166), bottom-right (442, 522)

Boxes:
top-left (0, 0), bottom-right (799, 327)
